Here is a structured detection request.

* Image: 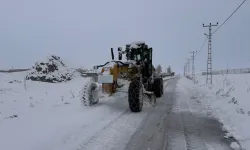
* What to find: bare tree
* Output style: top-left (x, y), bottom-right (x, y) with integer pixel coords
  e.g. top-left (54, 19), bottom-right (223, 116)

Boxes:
top-left (167, 66), bottom-right (172, 74)
top-left (156, 64), bottom-right (162, 73)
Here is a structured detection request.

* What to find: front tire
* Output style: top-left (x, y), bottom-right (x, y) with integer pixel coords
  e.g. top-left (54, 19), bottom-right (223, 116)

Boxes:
top-left (153, 78), bottom-right (163, 97)
top-left (128, 79), bottom-right (143, 112)
top-left (82, 81), bottom-right (99, 106)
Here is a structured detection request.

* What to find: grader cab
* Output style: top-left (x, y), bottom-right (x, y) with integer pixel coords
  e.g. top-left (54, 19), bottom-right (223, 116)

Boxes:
top-left (81, 41), bottom-right (163, 112)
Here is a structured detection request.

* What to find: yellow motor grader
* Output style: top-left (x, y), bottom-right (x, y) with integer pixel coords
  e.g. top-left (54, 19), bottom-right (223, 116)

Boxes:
top-left (81, 41), bottom-right (163, 112)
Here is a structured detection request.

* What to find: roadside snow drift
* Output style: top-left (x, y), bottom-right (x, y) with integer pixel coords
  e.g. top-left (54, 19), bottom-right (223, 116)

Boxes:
top-left (0, 71), bottom-right (150, 150)
top-left (0, 71), bottom-right (88, 150)
top-left (194, 74), bottom-right (250, 150)
top-left (26, 55), bottom-right (76, 83)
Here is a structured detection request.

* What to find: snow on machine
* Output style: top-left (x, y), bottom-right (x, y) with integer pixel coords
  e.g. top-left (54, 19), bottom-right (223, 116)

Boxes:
top-left (81, 41), bottom-right (163, 112)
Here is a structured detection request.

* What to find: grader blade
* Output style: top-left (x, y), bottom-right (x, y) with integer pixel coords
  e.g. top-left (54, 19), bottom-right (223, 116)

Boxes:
top-left (143, 90), bottom-right (156, 107)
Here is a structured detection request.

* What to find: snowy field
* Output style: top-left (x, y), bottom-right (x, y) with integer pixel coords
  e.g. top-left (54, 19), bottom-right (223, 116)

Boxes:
top-left (0, 71), bottom-right (91, 150)
top-left (0, 71), bottom-right (125, 150)
top-left (192, 73), bottom-right (250, 149)
top-left (0, 71), bottom-right (173, 150)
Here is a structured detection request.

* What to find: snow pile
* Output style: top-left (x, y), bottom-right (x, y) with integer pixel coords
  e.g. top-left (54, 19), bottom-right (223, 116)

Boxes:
top-left (26, 55), bottom-right (76, 83)
top-left (195, 73), bottom-right (250, 149)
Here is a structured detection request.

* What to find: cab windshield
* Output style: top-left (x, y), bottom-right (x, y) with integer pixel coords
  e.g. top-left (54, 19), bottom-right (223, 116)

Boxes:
top-left (136, 54), bottom-right (141, 61)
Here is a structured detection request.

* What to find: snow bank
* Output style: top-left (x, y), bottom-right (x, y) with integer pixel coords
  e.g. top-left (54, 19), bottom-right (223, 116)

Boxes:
top-left (195, 74), bottom-right (250, 149)
top-left (163, 75), bottom-right (176, 81)
top-left (0, 71), bottom-right (88, 150)
top-left (26, 55), bottom-right (76, 83)
top-left (0, 71), bottom-right (134, 150)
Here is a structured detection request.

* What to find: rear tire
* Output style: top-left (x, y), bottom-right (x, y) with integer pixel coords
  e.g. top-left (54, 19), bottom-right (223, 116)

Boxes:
top-left (153, 78), bottom-right (163, 97)
top-left (128, 78), bottom-right (143, 112)
top-left (82, 81), bottom-right (99, 106)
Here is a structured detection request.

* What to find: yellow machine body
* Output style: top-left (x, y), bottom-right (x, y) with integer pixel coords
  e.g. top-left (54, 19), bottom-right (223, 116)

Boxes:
top-left (100, 63), bottom-right (136, 94)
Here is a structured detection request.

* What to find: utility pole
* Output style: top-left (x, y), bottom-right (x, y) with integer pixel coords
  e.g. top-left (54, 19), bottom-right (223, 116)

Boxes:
top-left (187, 59), bottom-right (190, 77)
top-left (183, 65), bottom-right (185, 77)
top-left (203, 22), bottom-right (218, 84)
top-left (184, 63), bottom-right (187, 77)
top-left (186, 62), bottom-right (188, 76)
top-left (190, 51), bottom-right (197, 79)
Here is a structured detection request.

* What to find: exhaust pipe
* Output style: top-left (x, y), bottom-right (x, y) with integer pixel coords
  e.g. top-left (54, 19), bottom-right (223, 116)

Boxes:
top-left (111, 48), bottom-right (114, 60)
top-left (118, 47), bottom-right (122, 60)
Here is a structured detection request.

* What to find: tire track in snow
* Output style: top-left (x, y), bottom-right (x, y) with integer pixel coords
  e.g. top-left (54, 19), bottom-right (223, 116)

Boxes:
top-left (123, 77), bottom-right (232, 150)
top-left (52, 101), bottom-right (130, 150)
top-left (164, 92), bottom-right (188, 150)
top-left (180, 113), bottom-right (207, 150)
top-left (124, 78), bottom-right (180, 150)
top-left (124, 98), bottom-right (168, 150)
top-left (166, 83), bottom-right (213, 150)
top-left (78, 108), bottom-right (148, 150)
top-left (172, 81), bottom-right (232, 150)
top-left (182, 87), bottom-right (233, 150)
top-left (174, 89), bottom-right (208, 150)
top-left (78, 78), bottom-right (175, 150)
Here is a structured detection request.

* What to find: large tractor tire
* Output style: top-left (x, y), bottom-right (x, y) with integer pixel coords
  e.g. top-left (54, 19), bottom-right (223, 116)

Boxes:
top-left (128, 79), bottom-right (143, 112)
top-left (153, 77), bottom-right (163, 98)
top-left (82, 81), bottom-right (99, 106)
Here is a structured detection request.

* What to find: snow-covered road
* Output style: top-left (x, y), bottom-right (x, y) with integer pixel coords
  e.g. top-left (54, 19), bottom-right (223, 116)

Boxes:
top-left (124, 77), bottom-right (233, 150)
top-left (0, 72), bottom-right (235, 150)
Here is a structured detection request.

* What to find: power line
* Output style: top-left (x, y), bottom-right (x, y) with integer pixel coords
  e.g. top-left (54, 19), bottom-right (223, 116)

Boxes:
top-left (212, 0), bottom-right (247, 35)
top-left (195, 37), bottom-right (208, 57)
top-left (203, 23), bottom-right (218, 84)
top-left (195, 0), bottom-right (246, 57)
top-left (185, 0), bottom-right (246, 77)
top-left (185, 37), bottom-right (207, 77)
top-left (190, 51), bottom-right (197, 79)
top-left (184, 63), bottom-right (186, 76)
top-left (187, 59), bottom-right (190, 77)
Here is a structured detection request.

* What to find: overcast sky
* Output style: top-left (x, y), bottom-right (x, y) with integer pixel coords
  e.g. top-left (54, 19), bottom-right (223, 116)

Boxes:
top-left (0, 0), bottom-right (249, 73)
